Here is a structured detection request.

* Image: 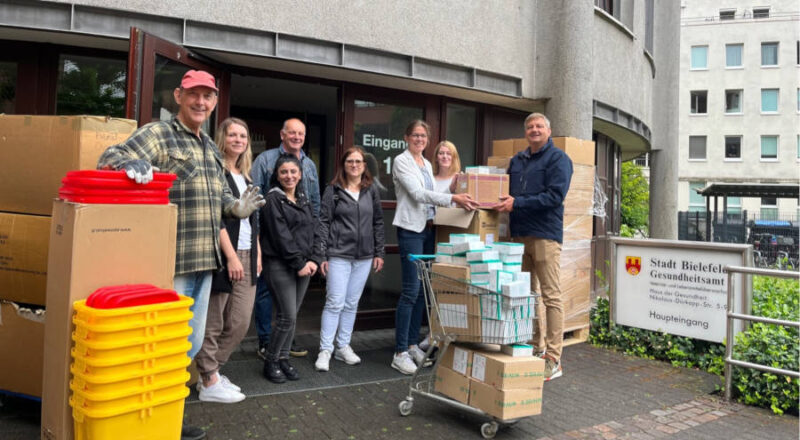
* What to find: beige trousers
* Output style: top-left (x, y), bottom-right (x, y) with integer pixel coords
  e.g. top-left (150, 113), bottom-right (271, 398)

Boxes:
top-left (514, 236), bottom-right (563, 361)
top-left (195, 250), bottom-right (256, 381)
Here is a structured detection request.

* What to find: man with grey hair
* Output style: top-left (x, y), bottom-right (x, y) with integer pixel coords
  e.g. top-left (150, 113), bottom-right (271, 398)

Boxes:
top-left (494, 112), bottom-right (573, 381)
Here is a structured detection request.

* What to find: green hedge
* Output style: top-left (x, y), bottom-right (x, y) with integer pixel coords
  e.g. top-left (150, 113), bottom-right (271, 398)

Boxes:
top-left (589, 276), bottom-right (798, 415)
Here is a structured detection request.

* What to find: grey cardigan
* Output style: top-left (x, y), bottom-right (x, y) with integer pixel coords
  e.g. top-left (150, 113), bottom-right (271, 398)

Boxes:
top-left (391, 149), bottom-right (453, 233)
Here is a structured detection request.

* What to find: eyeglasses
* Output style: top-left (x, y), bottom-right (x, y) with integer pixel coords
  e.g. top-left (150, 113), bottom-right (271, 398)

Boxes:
top-left (410, 133), bottom-right (428, 139)
top-left (345, 159), bottom-right (364, 165)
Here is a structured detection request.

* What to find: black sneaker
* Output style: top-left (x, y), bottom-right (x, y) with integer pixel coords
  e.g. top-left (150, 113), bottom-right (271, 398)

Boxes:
top-left (257, 341), bottom-right (268, 361)
top-left (279, 359), bottom-right (300, 381)
top-left (289, 342), bottom-right (308, 357)
top-left (263, 360), bottom-right (286, 384)
top-left (181, 424), bottom-right (206, 440)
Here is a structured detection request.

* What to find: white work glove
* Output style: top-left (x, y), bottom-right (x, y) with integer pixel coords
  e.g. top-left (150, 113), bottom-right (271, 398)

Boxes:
top-left (231, 185), bottom-right (266, 218)
top-left (120, 159), bottom-right (154, 184)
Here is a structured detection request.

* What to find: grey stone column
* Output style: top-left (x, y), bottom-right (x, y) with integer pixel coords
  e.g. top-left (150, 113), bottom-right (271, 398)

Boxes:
top-left (648, 1), bottom-right (680, 239)
top-left (534, 0), bottom-right (594, 139)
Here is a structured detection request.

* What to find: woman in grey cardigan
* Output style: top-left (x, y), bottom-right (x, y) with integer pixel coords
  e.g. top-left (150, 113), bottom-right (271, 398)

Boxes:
top-left (390, 120), bottom-right (478, 375)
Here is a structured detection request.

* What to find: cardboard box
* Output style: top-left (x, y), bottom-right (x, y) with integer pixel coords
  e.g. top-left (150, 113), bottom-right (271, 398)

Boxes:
top-left (433, 291), bottom-right (482, 342)
top-left (439, 343), bottom-right (474, 376)
top-left (512, 139), bottom-right (529, 154)
top-left (0, 301), bottom-right (44, 397)
top-left (0, 115), bottom-right (137, 216)
top-left (432, 263), bottom-right (470, 282)
top-left (0, 212), bottom-right (51, 305)
top-left (469, 349), bottom-right (544, 390)
top-left (41, 200), bottom-right (177, 440)
top-left (434, 366), bottom-right (471, 404)
top-left (491, 139), bottom-right (514, 157)
top-left (564, 164), bottom-right (596, 215)
top-left (560, 243), bottom-right (592, 270)
top-left (435, 208), bottom-right (500, 245)
top-left (552, 137), bottom-right (595, 166)
top-left (486, 156), bottom-right (511, 170)
top-left (563, 214), bottom-right (593, 241)
top-left (469, 379), bottom-right (543, 420)
top-left (454, 174), bottom-right (509, 208)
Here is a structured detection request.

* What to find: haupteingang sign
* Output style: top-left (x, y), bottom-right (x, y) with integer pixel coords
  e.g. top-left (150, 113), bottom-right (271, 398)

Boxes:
top-left (610, 238), bottom-right (752, 343)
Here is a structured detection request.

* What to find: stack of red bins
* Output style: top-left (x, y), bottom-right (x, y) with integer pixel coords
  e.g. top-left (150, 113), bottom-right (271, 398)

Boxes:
top-left (59, 170), bottom-right (177, 204)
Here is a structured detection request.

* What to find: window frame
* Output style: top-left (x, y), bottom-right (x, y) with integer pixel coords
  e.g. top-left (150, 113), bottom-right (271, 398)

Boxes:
top-left (719, 9), bottom-right (736, 20)
top-left (725, 43), bottom-right (744, 69)
top-left (689, 181), bottom-right (706, 212)
top-left (760, 135), bottom-right (779, 161)
top-left (690, 45), bottom-right (709, 70)
top-left (688, 135), bottom-right (707, 161)
top-left (724, 135), bottom-right (742, 161)
top-left (760, 42), bottom-right (779, 67)
top-left (690, 90), bottom-right (708, 115)
top-left (753, 7), bottom-right (770, 19)
top-left (724, 89), bottom-right (743, 114)
top-left (760, 88), bottom-right (779, 114)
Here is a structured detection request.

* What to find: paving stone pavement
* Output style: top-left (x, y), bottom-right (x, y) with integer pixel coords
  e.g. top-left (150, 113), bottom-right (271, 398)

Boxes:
top-left (1, 331), bottom-right (797, 439)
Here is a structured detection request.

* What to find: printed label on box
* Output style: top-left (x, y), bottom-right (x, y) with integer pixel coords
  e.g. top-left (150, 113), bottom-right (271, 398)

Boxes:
top-left (453, 347), bottom-right (468, 375)
top-left (472, 354), bottom-right (487, 382)
top-left (440, 304), bottom-right (468, 328)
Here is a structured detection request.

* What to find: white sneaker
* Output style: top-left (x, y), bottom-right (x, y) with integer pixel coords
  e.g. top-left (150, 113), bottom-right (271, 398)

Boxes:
top-left (334, 345), bottom-right (361, 365)
top-left (408, 346), bottom-right (433, 368)
top-left (315, 349), bottom-right (331, 372)
top-left (195, 372), bottom-right (241, 393)
top-left (198, 380), bottom-right (245, 403)
top-left (418, 334), bottom-right (431, 351)
top-left (391, 352), bottom-right (417, 375)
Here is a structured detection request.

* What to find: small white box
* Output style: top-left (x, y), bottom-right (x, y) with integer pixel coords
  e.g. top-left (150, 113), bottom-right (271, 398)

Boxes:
top-left (470, 272), bottom-right (490, 283)
top-left (501, 280), bottom-right (529, 297)
top-left (436, 243), bottom-right (454, 255)
top-left (450, 233), bottom-right (481, 244)
top-left (502, 263), bottom-right (522, 273)
top-left (466, 250), bottom-right (499, 262)
top-left (435, 254), bottom-right (453, 264)
top-left (465, 166), bottom-right (491, 174)
top-left (453, 240), bottom-right (484, 255)
top-left (500, 254), bottom-right (523, 264)
top-left (513, 271), bottom-right (531, 289)
top-left (501, 344), bottom-right (534, 357)
top-left (493, 242), bottom-right (525, 256)
top-left (451, 255), bottom-right (468, 266)
top-left (470, 261), bottom-right (503, 273)
top-left (489, 269), bottom-right (515, 293)
top-left (471, 281), bottom-right (490, 288)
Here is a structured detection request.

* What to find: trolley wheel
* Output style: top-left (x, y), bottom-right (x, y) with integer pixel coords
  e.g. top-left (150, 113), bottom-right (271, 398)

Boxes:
top-left (398, 399), bottom-right (413, 416)
top-left (480, 421), bottom-right (499, 439)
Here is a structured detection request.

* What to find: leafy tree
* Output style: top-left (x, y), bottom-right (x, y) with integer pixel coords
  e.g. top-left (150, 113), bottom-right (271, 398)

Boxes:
top-left (56, 58), bottom-right (126, 117)
top-left (620, 161), bottom-right (649, 237)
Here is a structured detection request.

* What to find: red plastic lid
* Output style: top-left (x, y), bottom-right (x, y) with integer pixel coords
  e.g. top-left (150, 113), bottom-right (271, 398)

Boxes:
top-left (59, 170), bottom-right (177, 205)
top-left (57, 193), bottom-right (170, 204)
top-left (61, 176), bottom-right (175, 191)
top-left (65, 170), bottom-right (177, 182)
top-left (59, 186), bottom-right (169, 197)
top-left (86, 284), bottom-right (180, 309)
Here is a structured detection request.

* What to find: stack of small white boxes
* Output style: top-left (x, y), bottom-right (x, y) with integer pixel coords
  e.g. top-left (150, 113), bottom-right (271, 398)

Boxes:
top-left (434, 234), bottom-right (536, 344)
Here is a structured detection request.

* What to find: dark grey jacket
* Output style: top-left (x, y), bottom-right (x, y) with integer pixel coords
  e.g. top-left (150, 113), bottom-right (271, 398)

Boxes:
top-left (316, 183), bottom-right (385, 261)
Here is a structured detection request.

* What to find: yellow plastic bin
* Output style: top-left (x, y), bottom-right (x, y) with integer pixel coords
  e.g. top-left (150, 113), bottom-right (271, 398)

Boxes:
top-left (71, 356), bottom-right (191, 394)
top-left (71, 388), bottom-right (188, 440)
top-left (71, 341), bottom-right (191, 378)
top-left (70, 372), bottom-right (189, 412)
top-left (73, 296), bottom-right (193, 327)
top-left (72, 325), bottom-right (192, 360)
top-left (73, 312), bottom-right (193, 343)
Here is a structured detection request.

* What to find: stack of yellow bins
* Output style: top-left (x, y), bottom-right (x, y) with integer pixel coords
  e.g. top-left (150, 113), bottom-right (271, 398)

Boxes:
top-left (69, 294), bottom-right (194, 440)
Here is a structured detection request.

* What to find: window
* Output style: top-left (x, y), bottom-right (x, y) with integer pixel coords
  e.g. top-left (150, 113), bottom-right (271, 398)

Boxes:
top-left (727, 197), bottom-right (742, 214)
top-left (57, 55), bottom-right (127, 117)
top-left (725, 90), bottom-right (742, 113)
top-left (753, 7), bottom-right (770, 19)
top-left (797, 135), bottom-right (799, 159)
top-left (0, 62), bottom-right (16, 114)
top-left (690, 90), bottom-right (707, 114)
top-left (797, 41), bottom-right (799, 65)
top-left (761, 42), bottom-right (779, 66)
top-left (797, 88), bottom-right (799, 112)
top-left (761, 197), bottom-right (778, 220)
top-left (725, 136), bottom-right (742, 159)
top-left (725, 44), bottom-right (743, 67)
top-left (719, 9), bottom-right (736, 20)
top-left (689, 182), bottom-right (706, 212)
top-left (689, 136), bottom-right (707, 160)
top-left (760, 135), bottom-right (778, 160)
top-left (761, 89), bottom-right (778, 113)
top-left (691, 46), bottom-right (708, 69)
top-left (595, 0), bottom-right (616, 17)
top-left (445, 102), bottom-right (477, 168)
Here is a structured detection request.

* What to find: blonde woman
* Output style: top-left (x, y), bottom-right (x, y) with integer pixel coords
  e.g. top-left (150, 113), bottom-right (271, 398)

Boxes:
top-left (195, 117), bottom-right (261, 403)
top-left (432, 140), bottom-right (461, 195)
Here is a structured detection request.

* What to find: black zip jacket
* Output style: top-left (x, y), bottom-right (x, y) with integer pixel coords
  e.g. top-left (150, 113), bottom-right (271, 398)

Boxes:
top-left (211, 171), bottom-right (259, 293)
top-left (315, 183), bottom-right (386, 261)
top-left (260, 187), bottom-right (320, 271)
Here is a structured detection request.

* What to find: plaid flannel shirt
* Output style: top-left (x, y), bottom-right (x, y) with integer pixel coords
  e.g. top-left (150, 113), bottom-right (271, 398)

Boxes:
top-left (97, 118), bottom-right (237, 275)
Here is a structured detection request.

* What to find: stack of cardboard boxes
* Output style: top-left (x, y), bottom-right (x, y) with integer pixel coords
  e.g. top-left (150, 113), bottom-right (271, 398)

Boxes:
top-left (435, 343), bottom-right (544, 420)
top-left (0, 115), bottom-right (137, 398)
top-left (489, 137), bottom-right (596, 338)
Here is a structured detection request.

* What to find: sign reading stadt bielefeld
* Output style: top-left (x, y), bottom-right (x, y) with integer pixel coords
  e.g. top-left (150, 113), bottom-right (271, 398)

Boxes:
top-left (612, 238), bottom-right (751, 343)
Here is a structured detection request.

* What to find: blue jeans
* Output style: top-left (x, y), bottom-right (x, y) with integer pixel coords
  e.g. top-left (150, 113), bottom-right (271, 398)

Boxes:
top-left (319, 257), bottom-right (373, 352)
top-left (173, 271), bottom-right (213, 359)
top-left (254, 271), bottom-right (273, 346)
top-left (395, 226), bottom-right (435, 353)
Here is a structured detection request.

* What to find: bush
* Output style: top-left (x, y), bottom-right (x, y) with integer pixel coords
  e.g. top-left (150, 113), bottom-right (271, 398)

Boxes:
top-left (590, 275), bottom-right (798, 414)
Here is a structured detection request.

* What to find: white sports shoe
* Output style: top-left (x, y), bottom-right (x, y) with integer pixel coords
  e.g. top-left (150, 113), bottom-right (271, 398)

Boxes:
top-left (408, 346), bottom-right (433, 368)
top-left (315, 349), bottom-right (331, 372)
top-left (334, 345), bottom-right (362, 365)
top-left (195, 372), bottom-right (241, 393)
top-left (391, 351), bottom-right (417, 375)
top-left (198, 380), bottom-right (245, 403)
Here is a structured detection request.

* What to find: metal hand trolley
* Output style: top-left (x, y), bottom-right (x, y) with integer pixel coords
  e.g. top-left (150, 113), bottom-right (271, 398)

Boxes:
top-left (397, 254), bottom-right (539, 439)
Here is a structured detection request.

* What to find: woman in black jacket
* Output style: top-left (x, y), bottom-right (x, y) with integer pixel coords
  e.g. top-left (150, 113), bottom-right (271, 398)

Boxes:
top-left (260, 154), bottom-right (320, 383)
top-left (196, 117), bottom-right (259, 402)
top-left (313, 147), bottom-right (385, 372)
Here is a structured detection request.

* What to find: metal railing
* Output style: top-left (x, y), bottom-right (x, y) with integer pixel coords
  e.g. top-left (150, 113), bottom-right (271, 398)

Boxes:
top-left (724, 266), bottom-right (800, 401)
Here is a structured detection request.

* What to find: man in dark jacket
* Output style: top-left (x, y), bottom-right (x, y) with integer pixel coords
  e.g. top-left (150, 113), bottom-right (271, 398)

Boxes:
top-left (494, 112), bottom-right (573, 381)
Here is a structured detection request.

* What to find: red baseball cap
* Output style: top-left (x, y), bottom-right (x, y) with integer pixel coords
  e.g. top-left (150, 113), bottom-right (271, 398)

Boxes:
top-left (180, 70), bottom-right (218, 92)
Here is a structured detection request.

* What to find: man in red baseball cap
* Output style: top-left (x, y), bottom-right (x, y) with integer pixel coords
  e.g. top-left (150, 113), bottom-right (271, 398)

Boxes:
top-left (98, 70), bottom-right (263, 440)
